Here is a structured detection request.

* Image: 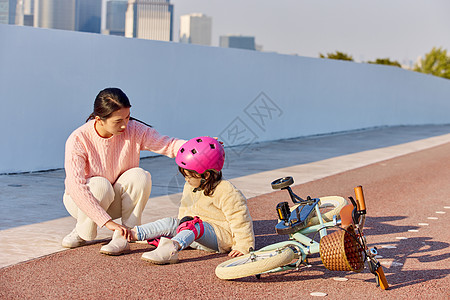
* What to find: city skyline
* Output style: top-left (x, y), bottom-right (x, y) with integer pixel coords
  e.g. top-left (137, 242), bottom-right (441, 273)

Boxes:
top-left (170, 0), bottom-right (450, 65)
top-left (6, 0), bottom-right (450, 65)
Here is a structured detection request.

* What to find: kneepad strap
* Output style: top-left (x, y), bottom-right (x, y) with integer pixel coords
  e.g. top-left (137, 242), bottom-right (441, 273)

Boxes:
top-left (177, 216), bottom-right (204, 240)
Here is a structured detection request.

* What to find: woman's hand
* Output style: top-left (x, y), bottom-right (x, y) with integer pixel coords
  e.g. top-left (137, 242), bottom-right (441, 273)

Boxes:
top-left (104, 220), bottom-right (132, 241)
top-left (213, 137), bottom-right (224, 146)
top-left (228, 250), bottom-right (244, 257)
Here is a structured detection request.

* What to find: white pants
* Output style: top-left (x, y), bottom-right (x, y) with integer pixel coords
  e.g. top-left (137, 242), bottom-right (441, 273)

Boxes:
top-left (63, 167), bottom-right (152, 241)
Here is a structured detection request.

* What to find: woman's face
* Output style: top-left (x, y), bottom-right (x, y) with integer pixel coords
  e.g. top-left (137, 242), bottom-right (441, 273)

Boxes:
top-left (95, 107), bottom-right (130, 138)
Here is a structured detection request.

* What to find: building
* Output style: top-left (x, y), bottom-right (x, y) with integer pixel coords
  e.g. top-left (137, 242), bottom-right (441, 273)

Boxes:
top-left (75, 0), bottom-right (101, 33)
top-left (14, 0), bottom-right (25, 25)
top-left (15, 0), bottom-right (41, 27)
top-left (33, 0), bottom-right (100, 33)
top-left (34, 0), bottom-right (75, 30)
top-left (125, 0), bottom-right (173, 41)
top-left (19, 0), bottom-right (34, 26)
top-left (0, 0), bottom-right (17, 24)
top-left (219, 35), bottom-right (256, 51)
top-left (105, 0), bottom-right (127, 36)
top-left (179, 13), bottom-right (212, 46)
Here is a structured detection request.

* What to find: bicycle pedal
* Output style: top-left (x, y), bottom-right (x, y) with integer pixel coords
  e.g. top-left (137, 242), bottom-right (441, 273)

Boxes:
top-left (296, 264), bottom-right (312, 271)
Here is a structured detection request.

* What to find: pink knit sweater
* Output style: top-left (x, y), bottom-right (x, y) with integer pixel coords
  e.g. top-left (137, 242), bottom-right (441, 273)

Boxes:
top-left (64, 120), bottom-right (185, 227)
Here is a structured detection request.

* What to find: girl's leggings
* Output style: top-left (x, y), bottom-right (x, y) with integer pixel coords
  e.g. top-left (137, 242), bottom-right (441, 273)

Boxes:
top-left (135, 217), bottom-right (219, 252)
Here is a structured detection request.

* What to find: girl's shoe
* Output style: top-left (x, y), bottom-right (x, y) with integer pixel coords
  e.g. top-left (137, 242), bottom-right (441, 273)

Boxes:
top-left (141, 237), bottom-right (179, 264)
top-left (100, 230), bottom-right (130, 256)
top-left (145, 237), bottom-right (160, 248)
top-left (62, 228), bottom-right (86, 248)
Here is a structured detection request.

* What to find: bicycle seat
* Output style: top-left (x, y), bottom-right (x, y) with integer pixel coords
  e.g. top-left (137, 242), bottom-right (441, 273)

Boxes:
top-left (275, 198), bottom-right (320, 235)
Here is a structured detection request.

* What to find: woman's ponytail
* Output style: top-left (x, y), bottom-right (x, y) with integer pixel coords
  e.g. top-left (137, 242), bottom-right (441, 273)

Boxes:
top-left (85, 113), bottom-right (95, 123)
top-left (130, 117), bottom-right (152, 128)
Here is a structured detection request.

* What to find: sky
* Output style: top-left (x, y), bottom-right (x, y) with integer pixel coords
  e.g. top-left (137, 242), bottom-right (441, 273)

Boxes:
top-left (169, 0), bottom-right (450, 66)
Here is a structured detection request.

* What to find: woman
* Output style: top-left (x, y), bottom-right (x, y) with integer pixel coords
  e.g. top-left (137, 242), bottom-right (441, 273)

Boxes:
top-left (62, 87), bottom-right (186, 255)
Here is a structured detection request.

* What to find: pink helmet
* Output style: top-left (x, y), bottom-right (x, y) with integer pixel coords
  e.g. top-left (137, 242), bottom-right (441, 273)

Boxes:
top-left (176, 137), bottom-right (225, 174)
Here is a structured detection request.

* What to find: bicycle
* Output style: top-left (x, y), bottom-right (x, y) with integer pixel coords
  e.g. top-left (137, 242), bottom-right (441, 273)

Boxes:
top-left (215, 176), bottom-right (389, 290)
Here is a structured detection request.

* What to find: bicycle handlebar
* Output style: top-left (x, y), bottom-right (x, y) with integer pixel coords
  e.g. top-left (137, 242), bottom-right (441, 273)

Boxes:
top-left (353, 185), bottom-right (389, 289)
top-left (353, 186), bottom-right (367, 230)
top-left (375, 264), bottom-right (389, 290)
top-left (354, 185), bottom-right (367, 213)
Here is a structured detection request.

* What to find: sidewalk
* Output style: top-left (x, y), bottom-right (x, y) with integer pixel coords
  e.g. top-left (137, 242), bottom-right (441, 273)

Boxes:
top-left (1, 124), bottom-right (450, 269)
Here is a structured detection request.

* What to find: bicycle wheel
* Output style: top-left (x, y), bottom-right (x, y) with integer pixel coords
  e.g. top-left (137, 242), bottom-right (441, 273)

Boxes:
top-left (215, 247), bottom-right (295, 280)
top-left (306, 196), bottom-right (347, 226)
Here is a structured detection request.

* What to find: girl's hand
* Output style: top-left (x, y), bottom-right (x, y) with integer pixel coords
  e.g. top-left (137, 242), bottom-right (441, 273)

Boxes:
top-left (228, 250), bottom-right (244, 257)
top-left (104, 220), bottom-right (132, 241)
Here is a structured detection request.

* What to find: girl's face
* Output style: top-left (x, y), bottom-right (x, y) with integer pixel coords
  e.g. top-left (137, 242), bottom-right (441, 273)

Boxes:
top-left (95, 108), bottom-right (130, 138)
top-left (183, 170), bottom-right (210, 188)
top-left (184, 173), bottom-right (202, 188)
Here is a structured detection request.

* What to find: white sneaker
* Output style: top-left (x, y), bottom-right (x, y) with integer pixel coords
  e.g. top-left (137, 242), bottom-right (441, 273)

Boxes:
top-left (99, 230), bottom-right (130, 256)
top-left (62, 228), bottom-right (86, 248)
top-left (141, 237), bottom-right (180, 264)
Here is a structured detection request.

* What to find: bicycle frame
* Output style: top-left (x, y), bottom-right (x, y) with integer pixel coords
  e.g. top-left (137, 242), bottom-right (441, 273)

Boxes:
top-left (258, 202), bottom-right (335, 274)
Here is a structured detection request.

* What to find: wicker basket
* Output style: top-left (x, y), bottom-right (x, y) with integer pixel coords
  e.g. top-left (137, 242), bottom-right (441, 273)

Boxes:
top-left (319, 225), bottom-right (364, 272)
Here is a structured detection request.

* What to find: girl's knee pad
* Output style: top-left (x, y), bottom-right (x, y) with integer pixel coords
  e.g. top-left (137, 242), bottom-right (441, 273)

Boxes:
top-left (176, 216), bottom-right (204, 240)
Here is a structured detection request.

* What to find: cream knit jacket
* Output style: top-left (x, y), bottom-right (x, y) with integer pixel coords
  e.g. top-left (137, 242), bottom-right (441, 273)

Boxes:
top-left (178, 180), bottom-right (255, 254)
top-left (64, 120), bottom-right (185, 227)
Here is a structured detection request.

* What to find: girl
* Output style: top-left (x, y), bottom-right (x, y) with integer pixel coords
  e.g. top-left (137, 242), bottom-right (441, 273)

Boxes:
top-left (62, 87), bottom-right (186, 256)
top-left (126, 136), bottom-right (255, 264)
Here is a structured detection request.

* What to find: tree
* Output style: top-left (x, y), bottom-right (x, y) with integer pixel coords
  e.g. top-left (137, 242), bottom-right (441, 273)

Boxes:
top-left (367, 58), bottom-right (402, 68)
top-left (319, 51), bottom-right (354, 61)
top-left (414, 47), bottom-right (450, 79)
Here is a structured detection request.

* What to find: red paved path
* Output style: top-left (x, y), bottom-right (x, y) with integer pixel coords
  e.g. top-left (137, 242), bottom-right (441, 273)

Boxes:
top-left (1, 143), bottom-right (449, 299)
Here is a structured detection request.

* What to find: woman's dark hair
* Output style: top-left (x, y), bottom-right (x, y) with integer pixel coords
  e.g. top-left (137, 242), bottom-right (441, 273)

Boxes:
top-left (86, 87), bottom-right (151, 127)
top-left (178, 167), bottom-right (222, 196)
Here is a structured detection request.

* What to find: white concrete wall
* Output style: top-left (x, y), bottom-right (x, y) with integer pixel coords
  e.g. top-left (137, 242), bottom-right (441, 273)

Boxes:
top-left (1, 24), bottom-right (450, 173)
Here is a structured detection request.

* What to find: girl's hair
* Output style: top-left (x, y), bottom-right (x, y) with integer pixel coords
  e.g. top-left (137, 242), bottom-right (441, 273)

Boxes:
top-left (86, 87), bottom-right (152, 127)
top-left (178, 167), bottom-right (222, 196)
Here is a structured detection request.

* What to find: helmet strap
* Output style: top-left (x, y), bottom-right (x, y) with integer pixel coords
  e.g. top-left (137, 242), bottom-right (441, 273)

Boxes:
top-left (193, 177), bottom-right (206, 193)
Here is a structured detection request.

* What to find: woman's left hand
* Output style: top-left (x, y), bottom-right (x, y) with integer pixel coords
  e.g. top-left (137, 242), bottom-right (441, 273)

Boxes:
top-left (105, 220), bottom-right (133, 241)
top-left (228, 250), bottom-right (244, 257)
top-left (212, 137), bottom-right (224, 146)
